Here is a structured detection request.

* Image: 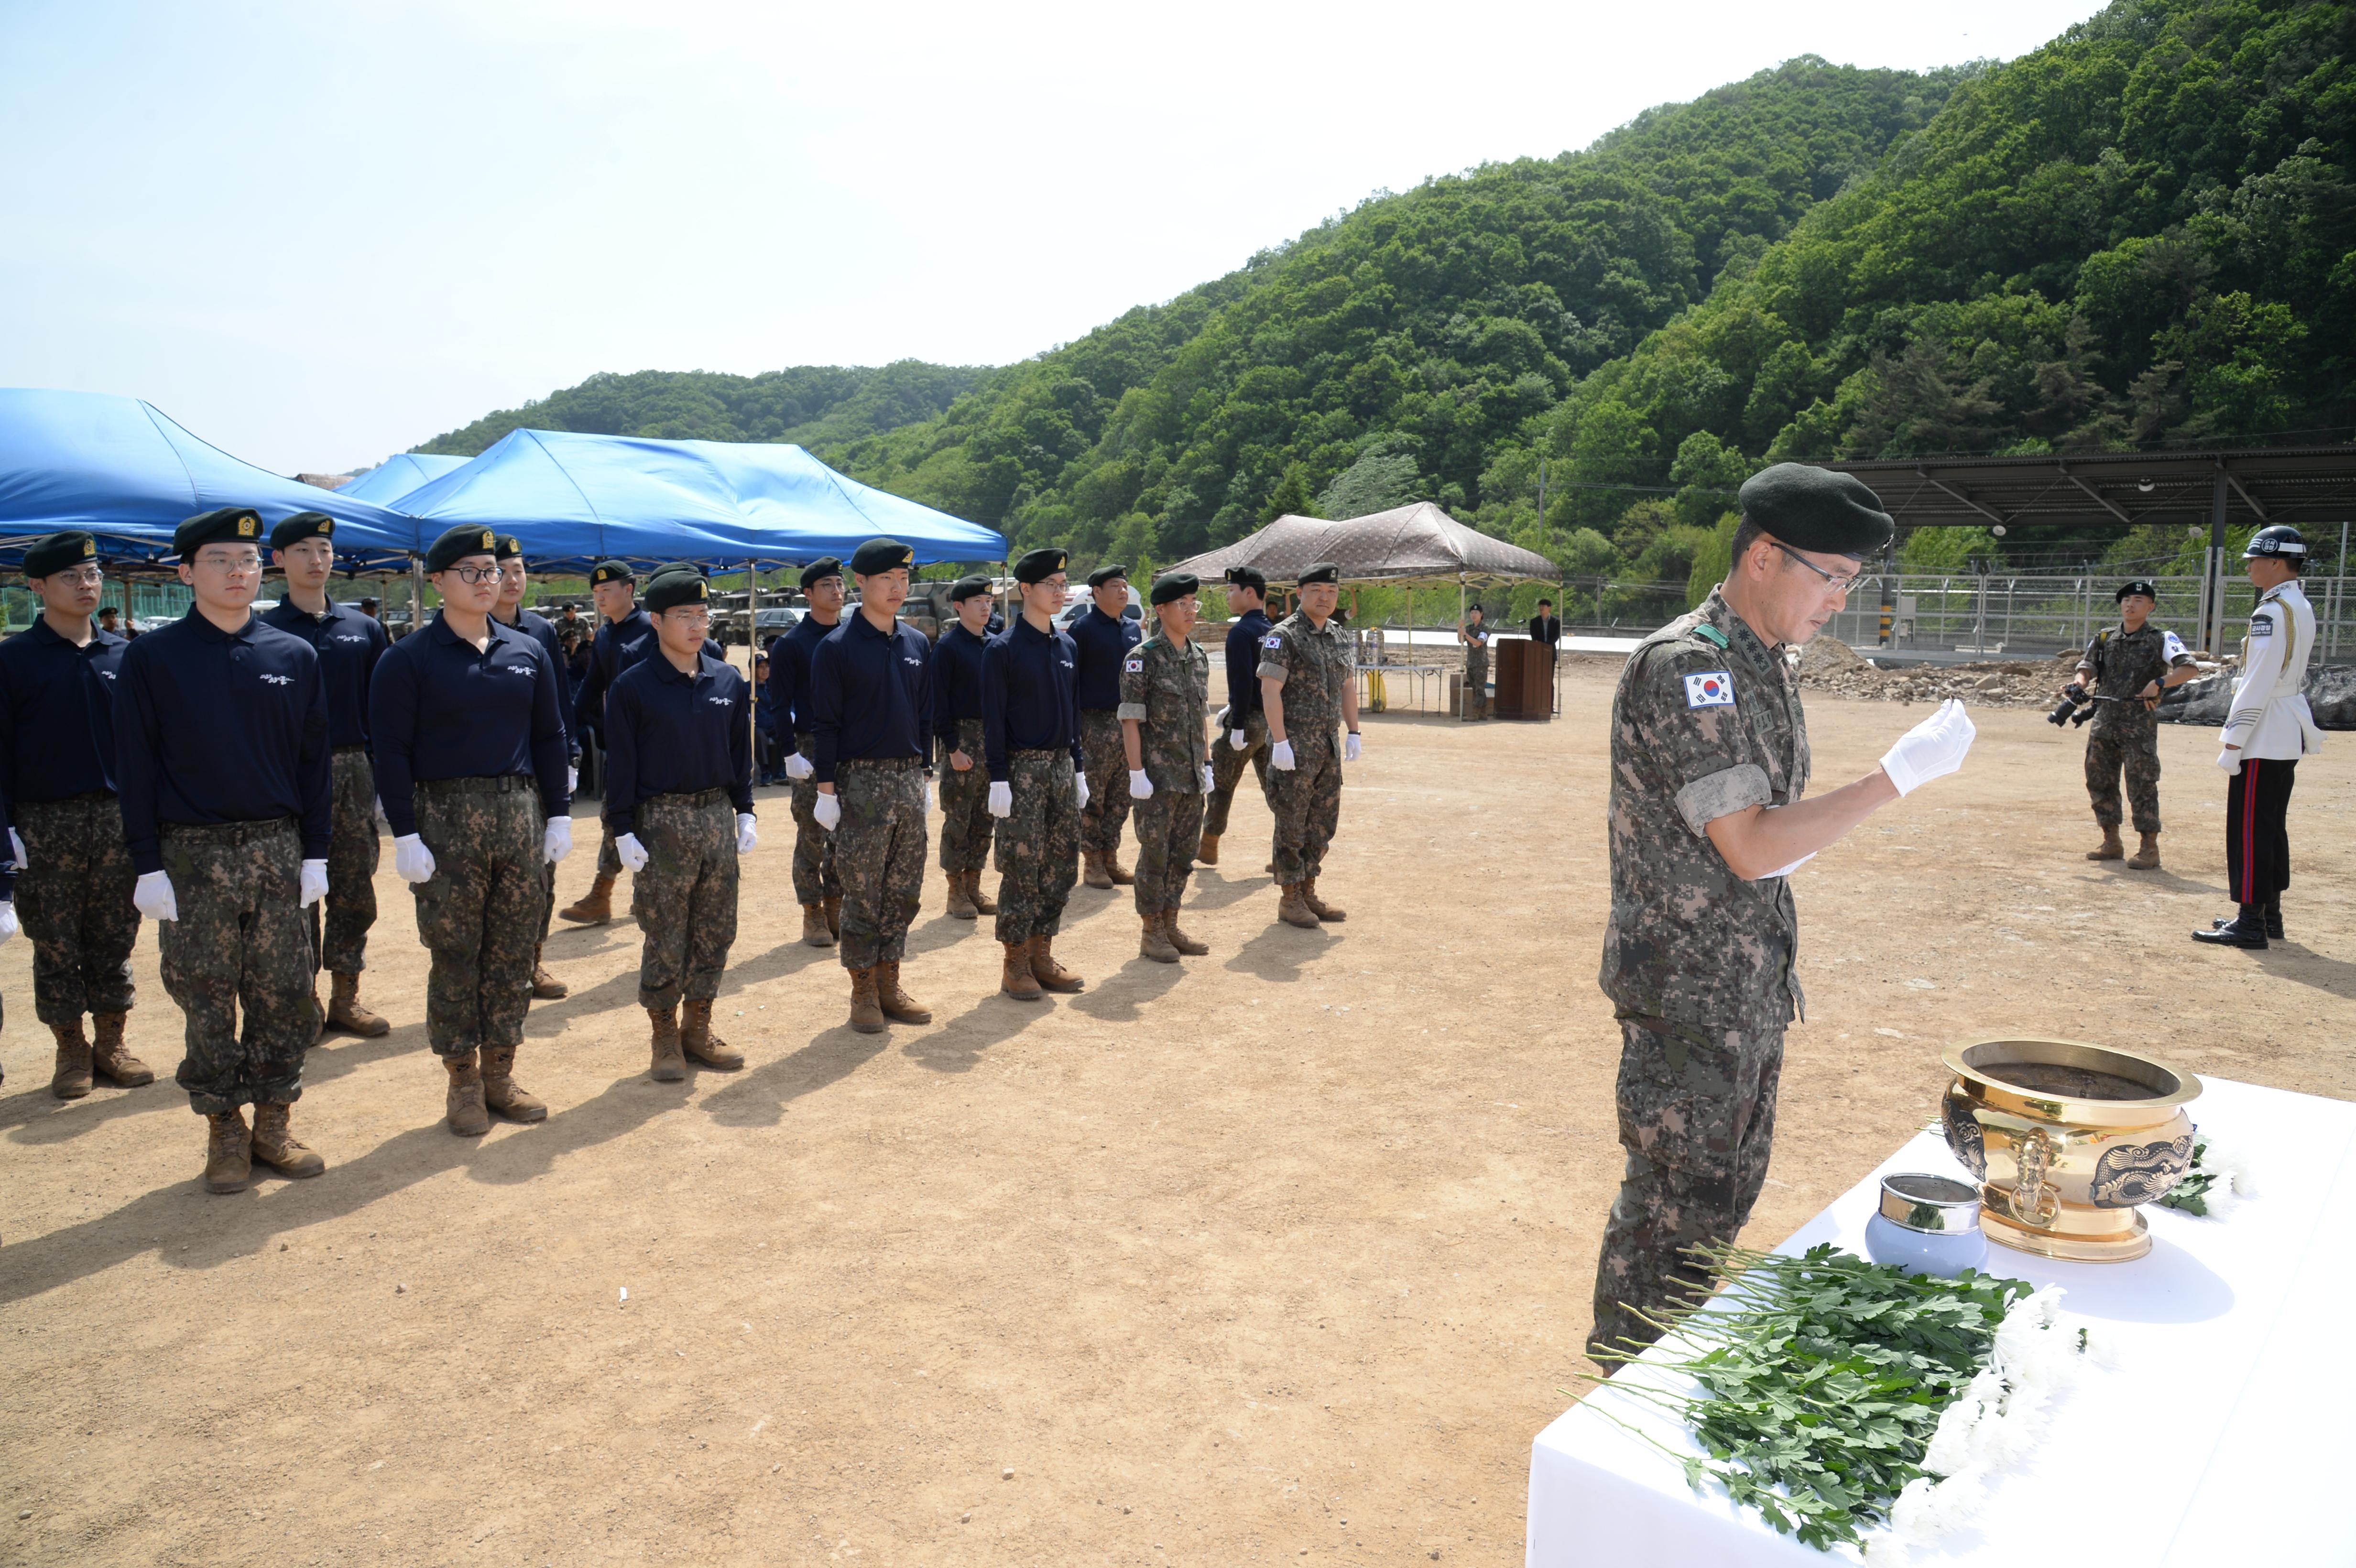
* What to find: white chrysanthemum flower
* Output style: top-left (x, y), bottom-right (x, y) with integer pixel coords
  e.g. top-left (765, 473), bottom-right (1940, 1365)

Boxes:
top-left (1923, 1396), bottom-right (1979, 1476)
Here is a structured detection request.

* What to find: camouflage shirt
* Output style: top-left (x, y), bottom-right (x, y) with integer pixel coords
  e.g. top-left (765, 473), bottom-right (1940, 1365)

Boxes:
top-left (1600, 589), bottom-right (1811, 1031)
top-left (1117, 632), bottom-right (1210, 793)
top-left (2076, 621), bottom-right (2193, 739)
top-left (1255, 610), bottom-right (1352, 739)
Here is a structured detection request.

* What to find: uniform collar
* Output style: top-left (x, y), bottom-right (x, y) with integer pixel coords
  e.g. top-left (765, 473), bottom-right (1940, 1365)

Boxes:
top-left (649, 652), bottom-right (705, 685)
top-left (847, 610), bottom-right (901, 641)
top-left (184, 605), bottom-right (260, 644)
top-left (429, 611), bottom-right (516, 651)
top-left (1699, 589), bottom-right (1781, 676)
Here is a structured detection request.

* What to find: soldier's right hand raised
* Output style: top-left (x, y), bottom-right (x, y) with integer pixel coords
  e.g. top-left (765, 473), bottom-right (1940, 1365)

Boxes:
top-left (133, 870), bottom-right (178, 923)
top-left (1878, 699), bottom-right (1976, 795)
top-left (393, 834), bottom-right (438, 884)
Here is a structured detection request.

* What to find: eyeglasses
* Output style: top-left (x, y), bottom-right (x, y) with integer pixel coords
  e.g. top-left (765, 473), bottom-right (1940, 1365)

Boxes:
top-left (48, 567), bottom-right (105, 587)
top-left (1771, 541), bottom-right (1863, 596)
top-left (664, 610), bottom-right (711, 627)
top-left (193, 553), bottom-right (262, 574)
top-left (441, 564), bottom-right (502, 585)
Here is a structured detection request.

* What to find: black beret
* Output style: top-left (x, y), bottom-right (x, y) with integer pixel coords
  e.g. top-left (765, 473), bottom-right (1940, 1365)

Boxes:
top-left (1150, 572), bottom-right (1200, 607)
top-left (1223, 565), bottom-right (1267, 594)
top-left (948, 574), bottom-right (993, 603)
top-left (358, 596), bottom-right (380, 608)
top-left (643, 566), bottom-right (709, 614)
top-left (850, 538), bottom-right (914, 576)
top-left (23, 531), bottom-right (98, 578)
top-left (493, 534), bottom-right (526, 561)
top-left (424, 524), bottom-right (501, 574)
top-left (270, 511), bottom-right (335, 551)
top-left (1736, 463), bottom-right (1894, 558)
top-left (589, 560), bottom-right (634, 587)
top-left (797, 557), bottom-right (843, 590)
top-left (2115, 580), bottom-right (2157, 601)
top-left (1013, 547), bottom-right (1067, 584)
top-left (1086, 562), bottom-right (1129, 588)
top-left (1297, 562), bottom-right (1341, 586)
top-left (175, 507), bottom-right (264, 557)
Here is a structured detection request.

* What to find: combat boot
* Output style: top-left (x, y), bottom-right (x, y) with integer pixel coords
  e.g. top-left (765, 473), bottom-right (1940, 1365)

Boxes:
top-left (1139, 911), bottom-right (1179, 964)
top-left (48, 1019), bottom-right (93, 1100)
top-left (874, 961), bottom-right (932, 1024)
top-left (967, 870), bottom-right (998, 916)
top-left (945, 869), bottom-right (978, 921)
top-left (1276, 883), bottom-right (1321, 929)
top-left (800, 902), bottom-right (836, 947)
top-left (203, 1108), bottom-right (251, 1194)
top-left (1164, 909), bottom-right (1209, 956)
top-left (2127, 832), bottom-right (2161, 871)
top-left (1301, 877), bottom-right (1346, 922)
top-left (480, 1045), bottom-right (549, 1120)
top-left (1001, 941), bottom-right (1042, 1001)
top-left (1028, 935), bottom-right (1083, 992)
top-left (2212, 901), bottom-right (2286, 941)
top-left (647, 1004), bottom-right (686, 1081)
top-left (1196, 832), bottom-right (1220, 866)
top-left (89, 1012), bottom-right (153, 1087)
top-left (328, 972), bottom-right (393, 1036)
top-left (822, 895), bottom-right (842, 940)
top-left (678, 1000), bottom-right (745, 1069)
top-left (847, 969), bottom-right (886, 1034)
top-left (529, 947), bottom-right (568, 1001)
top-left (1105, 851), bottom-right (1135, 886)
top-left (2085, 826), bottom-right (2124, 861)
top-left (2192, 905), bottom-right (2268, 948)
top-left (1082, 849), bottom-right (1113, 890)
top-left (249, 1101), bottom-right (326, 1178)
top-left (443, 1052), bottom-right (492, 1135)
top-left (558, 872), bottom-right (616, 925)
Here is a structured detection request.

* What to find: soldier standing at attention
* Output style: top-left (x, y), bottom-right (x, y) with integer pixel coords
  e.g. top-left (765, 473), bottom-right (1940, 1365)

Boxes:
top-left (982, 548), bottom-right (1088, 1000)
top-left (931, 575), bottom-right (999, 924)
top-left (603, 565), bottom-right (755, 1078)
top-left (371, 525), bottom-right (573, 1136)
top-left (809, 538), bottom-right (934, 1034)
top-left (491, 534), bottom-right (577, 1000)
top-left (1200, 566), bottom-right (1273, 869)
top-left (2071, 580), bottom-right (2198, 870)
top-left (1120, 572), bottom-right (1213, 963)
top-left (0, 531), bottom-right (151, 1098)
top-left (769, 558), bottom-right (846, 947)
top-left (1072, 563), bottom-right (1142, 889)
top-left (1589, 465), bottom-right (1977, 1362)
top-left (117, 507), bottom-right (333, 1193)
top-left (558, 561), bottom-right (654, 926)
top-left (1458, 602), bottom-right (1491, 721)
top-left (1260, 563), bottom-right (1361, 930)
top-left (261, 511), bottom-right (393, 1038)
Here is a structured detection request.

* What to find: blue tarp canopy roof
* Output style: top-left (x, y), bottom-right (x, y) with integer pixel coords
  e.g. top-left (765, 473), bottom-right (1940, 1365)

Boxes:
top-left (0, 388), bottom-right (422, 571)
top-left (334, 452), bottom-right (469, 506)
top-left (393, 429), bottom-right (1005, 571)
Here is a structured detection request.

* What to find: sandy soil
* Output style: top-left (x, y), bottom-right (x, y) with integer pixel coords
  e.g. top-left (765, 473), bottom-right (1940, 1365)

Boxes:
top-left (2, 667), bottom-right (2349, 1567)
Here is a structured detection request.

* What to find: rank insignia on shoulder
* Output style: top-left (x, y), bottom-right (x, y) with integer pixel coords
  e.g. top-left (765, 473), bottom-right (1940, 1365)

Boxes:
top-left (1264, 634), bottom-right (1283, 648)
top-left (1684, 670), bottom-right (1735, 708)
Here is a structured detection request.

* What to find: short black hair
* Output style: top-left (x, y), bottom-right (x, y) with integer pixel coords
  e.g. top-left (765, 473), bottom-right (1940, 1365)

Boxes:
top-left (1731, 517), bottom-right (1769, 572)
top-left (1537, 598), bottom-right (1552, 607)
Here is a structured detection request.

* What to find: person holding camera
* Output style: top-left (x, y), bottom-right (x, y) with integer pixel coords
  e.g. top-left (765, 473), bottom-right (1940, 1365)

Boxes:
top-left (2068, 580), bottom-right (2197, 870)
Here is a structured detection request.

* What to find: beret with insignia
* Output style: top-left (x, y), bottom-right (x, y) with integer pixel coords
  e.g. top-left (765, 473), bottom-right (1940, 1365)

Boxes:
top-left (797, 556), bottom-right (843, 590)
top-left (589, 560), bottom-right (635, 587)
top-left (2115, 580), bottom-right (2157, 602)
top-left (850, 538), bottom-right (915, 576)
top-left (1223, 565), bottom-right (1267, 594)
top-left (1086, 562), bottom-right (1129, 589)
top-left (1737, 463), bottom-right (1894, 558)
top-left (424, 523), bottom-right (501, 573)
top-left (1150, 571), bottom-right (1199, 607)
top-left (23, 530), bottom-right (98, 578)
top-left (642, 564), bottom-right (709, 614)
top-left (1013, 547), bottom-right (1067, 585)
top-left (948, 574), bottom-right (993, 603)
top-left (174, 507), bottom-right (264, 558)
top-left (493, 534), bottom-right (526, 561)
top-left (1297, 561), bottom-right (1341, 586)
top-left (269, 511), bottom-right (335, 552)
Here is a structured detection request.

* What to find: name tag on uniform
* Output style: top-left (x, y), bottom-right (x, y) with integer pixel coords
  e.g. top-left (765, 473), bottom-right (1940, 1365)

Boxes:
top-left (1684, 671), bottom-right (1734, 708)
top-left (2248, 617), bottom-right (2272, 637)
top-left (1123, 657), bottom-right (1144, 673)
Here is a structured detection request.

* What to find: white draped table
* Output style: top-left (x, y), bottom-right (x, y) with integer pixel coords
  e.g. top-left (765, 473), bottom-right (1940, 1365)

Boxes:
top-left (1526, 1077), bottom-right (2356, 1567)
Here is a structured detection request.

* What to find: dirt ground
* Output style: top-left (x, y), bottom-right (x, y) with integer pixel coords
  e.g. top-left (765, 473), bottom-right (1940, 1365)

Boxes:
top-left (3, 665), bottom-right (2350, 1568)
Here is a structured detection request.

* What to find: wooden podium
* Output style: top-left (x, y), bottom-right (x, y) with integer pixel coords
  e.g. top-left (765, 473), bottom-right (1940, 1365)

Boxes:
top-left (1493, 637), bottom-right (1555, 720)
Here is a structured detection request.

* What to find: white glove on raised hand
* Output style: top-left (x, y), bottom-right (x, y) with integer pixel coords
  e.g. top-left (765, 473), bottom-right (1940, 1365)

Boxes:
top-left (393, 834), bottom-right (437, 884)
top-left (987, 781), bottom-right (1013, 818)
top-left (544, 816), bottom-right (573, 864)
top-left (134, 870), bottom-right (179, 922)
top-left (1229, 728), bottom-right (1249, 751)
top-left (814, 791), bottom-right (841, 831)
top-left (615, 831), bottom-right (650, 872)
top-left (1128, 769), bottom-right (1154, 800)
top-left (298, 859), bottom-right (329, 907)
top-left (2216, 747), bottom-right (2243, 776)
top-left (1075, 772), bottom-right (1091, 812)
top-left (784, 751), bottom-right (813, 782)
top-left (1270, 739), bottom-right (1297, 771)
top-left (1201, 762), bottom-right (1215, 792)
top-left (1343, 732), bottom-right (1362, 762)
top-left (1878, 698), bottom-right (1976, 796)
top-left (0, 901), bottom-right (18, 944)
top-left (735, 812), bottom-right (758, 854)
top-left (8, 828), bottom-right (26, 870)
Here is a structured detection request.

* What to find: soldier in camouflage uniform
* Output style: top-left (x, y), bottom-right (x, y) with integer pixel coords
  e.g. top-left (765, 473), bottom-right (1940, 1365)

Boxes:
top-left (2072, 580), bottom-right (2197, 870)
top-left (1072, 563), bottom-right (1143, 888)
top-left (1120, 572), bottom-right (1213, 962)
top-left (983, 547), bottom-right (1089, 998)
top-left (1590, 465), bottom-right (1976, 1363)
top-left (1258, 562), bottom-right (1361, 930)
top-left (1200, 565), bottom-right (1274, 867)
top-left (931, 577), bottom-right (999, 921)
top-left (1459, 602), bottom-right (1491, 720)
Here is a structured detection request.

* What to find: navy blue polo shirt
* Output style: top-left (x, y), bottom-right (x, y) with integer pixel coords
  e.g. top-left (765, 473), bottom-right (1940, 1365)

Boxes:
top-left (931, 621), bottom-right (990, 751)
top-left (497, 606), bottom-right (575, 759)
top-left (260, 597), bottom-right (389, 750)
top-left (807, 611), bottom-right (930, 784)
top-left (602, 649), bottom-right (753, 835)
top-left (1223, 608), bottom-right (1272, 728)
top-left (574, 606), bottom-right (657, 737)
top-left (0, 616), bottom-right (129, 806)
top-left (982, 615), bottom-right (1082, 778)
top-left (115, 608), bottom-right (332, 876)
top-left (1069, 604), bottom-right (1141, 712)
top-left (368, 612), bottom-right (570, 838)
top-left (766, 612), bottom-right (841, 738)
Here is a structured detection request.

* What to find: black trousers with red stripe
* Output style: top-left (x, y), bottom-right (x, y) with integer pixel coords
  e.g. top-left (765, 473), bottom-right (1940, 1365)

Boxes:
top-left (2225, 756), bottom-right (2297, 904)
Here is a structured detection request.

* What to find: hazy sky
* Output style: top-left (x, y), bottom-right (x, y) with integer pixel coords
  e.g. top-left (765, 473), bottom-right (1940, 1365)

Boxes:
top-left (2, 0), bottom-right (2108, 473)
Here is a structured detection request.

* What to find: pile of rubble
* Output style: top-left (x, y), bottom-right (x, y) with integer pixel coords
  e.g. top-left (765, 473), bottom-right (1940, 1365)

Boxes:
top-left (1795, 638), bottom-right (2078, 711)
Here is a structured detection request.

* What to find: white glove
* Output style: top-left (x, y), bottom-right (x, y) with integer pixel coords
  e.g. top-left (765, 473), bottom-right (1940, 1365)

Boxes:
top-left (567, 766), bottom-right (579, 794)
top-left (1202, 762), bottom-right (1215, 792)
top-left (0, 901), bottom-right (17, 944)
top-left (1075, 772), bottom-right (1091, 812)
top-left (393, 834), bottom-right (437, 884)
top-left (987, 781), bottom-right (1013, 818)
top-left (2216, 747), bottom-right (2243, 776)
top-left (1128, 768), bottom-right (1154, 800)
top-left (1271, 739), bottom-right (1297, 771)
top-left (1878, 699), bottom-right (1975, 796)
top-left (735, 812), bottom-right (758, 854)
top-left (373, 795), bottom-right (390, 829)
top-left (1756, 851), bottom-right (1818, 881)
top-left (1213, 706), bottom-right (1229, 730)
top-left (784, 751), bottom-right (813, 782)
top-left (616, 831), bottom-right (650, 872)
top-left (1229, 728), bottom-right (1249, 751)
top-left (298, 859), bottom-right (329, 907)
top-left (544, 816), bottom-right (573, 864)
top-left (814, 791), bottom-right (841, 831)
top-left (924, 783), bottom-right (933, 815)
top-left (1343, 732), bottom-right (1362, 762)
top-left (134, 869), bottom-right (179, 922)
top-left (8, 828), bottom-right (26, 869)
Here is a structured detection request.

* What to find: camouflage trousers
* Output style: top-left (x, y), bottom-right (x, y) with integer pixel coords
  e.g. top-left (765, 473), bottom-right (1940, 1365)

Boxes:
top-left (1203, 709), bottom-right (1270, 838)
top-left (157, 819), bottom-right (313, 1116)
top-left (936, 718), bottom-right (995, 873)
top-left (2085, 728), bottom-right (2162, 834)
top-left (1589, 1016), bottom-right (1785, 1360)
top-left (790, 733), bottom-right (840, 906)
top-left (1079, 709), bottom-right (1133, 857)
top-left (313, 747), bottom-right (382, 975)
top-left (1132, 790), bottom-right (1204, 915)
top-left (1267, 730), bottom-right (1342, 885)
top-left (13, 793), bottom-right (139, 1024)
top-left (629, 789), bottom-right (739, 1009)
top-left (410, 778), bottom-right (547, 1059)
top-left (993, 750), bottom-right (1080, 945)
top-left (1463, 647), bottom-right (1489, 720)
top-left (834, 758), bottom-right (927, 971)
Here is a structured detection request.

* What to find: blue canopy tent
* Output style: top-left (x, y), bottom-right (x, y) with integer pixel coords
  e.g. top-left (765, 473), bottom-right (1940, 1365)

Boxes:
top-left (334, 451), bottom-right (469, 506)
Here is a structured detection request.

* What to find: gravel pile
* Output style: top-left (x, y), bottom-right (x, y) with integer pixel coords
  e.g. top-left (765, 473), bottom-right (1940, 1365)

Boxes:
top-left (1795, 638), bottom-right (2079, 710)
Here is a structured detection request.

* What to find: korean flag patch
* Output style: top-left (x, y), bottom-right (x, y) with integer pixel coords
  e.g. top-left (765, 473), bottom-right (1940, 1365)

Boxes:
top-left (1264, 634), bottom-right (1283, 649)
top-left (1684, 670), bottom-right (1735, 708)
top-left (1123, 656), bottom-right (1144, 673)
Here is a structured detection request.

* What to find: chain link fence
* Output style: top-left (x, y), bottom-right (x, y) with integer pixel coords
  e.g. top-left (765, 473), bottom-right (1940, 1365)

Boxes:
top-left (1823, 573), bottom-right (2356, 662)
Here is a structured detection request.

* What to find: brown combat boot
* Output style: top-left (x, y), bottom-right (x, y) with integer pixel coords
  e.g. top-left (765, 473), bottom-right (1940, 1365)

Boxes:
top-left (558, 872), bottom-right (616, 925)
top-left (875, 961), bottom-right (932, 1024)
top-left (823, 895), bottom-right (842, 939)
top-left (967, 870), bottom-right (998, 915)
top-left (800, 902), bottom-right (835, 947)
top-left (2085, 826), bottom-right (2124, 861)
top-left (1301, 876), bottom-right (1346, 922)
top-left (49, 1019), bottom-right (93, 1100)
top-left (1105, 850), bottom-right (1135, 886)
top-left (480, 1045), bottom-right (549, 1120)
top-left (249, 1101), bottom-right (326, 1178)
top-left (1276, 883), bottom-right (1321, 929)
top-left (1139, 911), bottom-right (1179, 964)
top-left (1082, 849), bottom-right (1113, 890)
top-left (945, 869), bottom-right (978, 920)
top-left (2128, 831), bottom-right (2161, 871)
top-left (529, 946), bottom-right (568, 1001)
top-left (1028, 935), bottom-right (1084, 993)
top-left (203, 1108), bottom-right (251, 1194)
top-left (1001, 940), bottom-right (1042, 1001)
top-left (89, 1012), bottom-right (153, 1087)
top-left (1196, 832), bottom-right (1220, 866)
top-left (647, 1004), bottom-right (685, 1081)
top-left (847, 968), bottom-right (886, 1034)
top-left (679, 999), bottom-right (745, 1069)
top-left (443, 1051), bottom-right (492, 1135)
top-left (1165, 908), bottom-right (1209, 956)
top-left (327, 971), bottom-right (393, 1036)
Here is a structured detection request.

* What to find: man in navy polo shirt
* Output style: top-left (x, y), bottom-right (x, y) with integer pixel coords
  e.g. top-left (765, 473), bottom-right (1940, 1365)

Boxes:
top-left (1071, 562), bottom-right (1142, 889)
top-left (492, 533), bottom-right (577, 1000)
top-left (559, 560), bottom-right (654, 926)
top-left (981, 548), bottom-right (1090, 1001)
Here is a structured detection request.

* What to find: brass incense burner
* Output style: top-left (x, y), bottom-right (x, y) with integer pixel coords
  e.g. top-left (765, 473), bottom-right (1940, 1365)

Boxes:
top-left (1939, 1037), bottom-right (2203, 1263)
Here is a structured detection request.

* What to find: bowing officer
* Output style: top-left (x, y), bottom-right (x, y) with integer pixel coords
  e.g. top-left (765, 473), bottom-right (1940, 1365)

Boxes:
top-left (931, 574), bottom-right (998, 923)
top-left (1259, 562), bottom-right (1362, 928)
top-left (1119, 572), bottom-right (1213, 963)
top-left (559, 560), bottom-right (655, 926)
top-left (768, 557), bottom-right (847, 947)
top-left (0, 530), bottom-right (151, 1098)
top-left (982, 547), bottom-right (1088, 999)
top-left (371, 525), bottom-right (573, 1136)
top-left (603, 564), bottom-right (756, 1079)
top-left (1201, 565), bottom-right (1274, 869)
top-left (1072, 562), bottom-right (1143, 889)
top-left (492, 533), bottom-right (577, 999)
top-left (117, 507), bottom-right (333, 1194)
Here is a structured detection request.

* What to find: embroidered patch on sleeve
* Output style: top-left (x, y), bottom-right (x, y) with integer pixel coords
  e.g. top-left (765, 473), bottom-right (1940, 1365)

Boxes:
top-left (1123, 657), bottom-right (1144, 673)
top-left (2248, 616), bottom-right (2274, 637)
top-left (1264, 634), bottom-right (1283, 649)
top-left (1683, 671), bottom-right (1735, 708)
